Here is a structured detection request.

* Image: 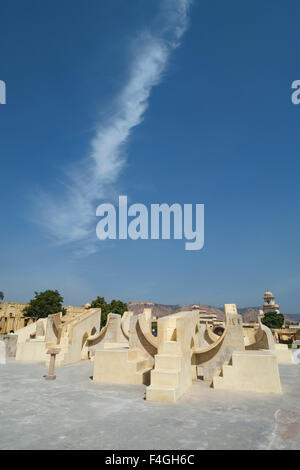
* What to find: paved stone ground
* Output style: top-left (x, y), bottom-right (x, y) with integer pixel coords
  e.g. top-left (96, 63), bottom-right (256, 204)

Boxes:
top-left (0, 359), bottom-right (299, 450)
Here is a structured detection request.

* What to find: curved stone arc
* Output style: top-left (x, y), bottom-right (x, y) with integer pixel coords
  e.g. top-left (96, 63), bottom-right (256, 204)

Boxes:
top-left (137, 312), bottom-right (158, 350)
top-left (86, 312), bottom-right (111, 347)
top-left (52, 313), bottom-right (63, 344)
top-left (192, 309), bottom-right (245, 381)
top-left (204, 323), bottom-right (220, 344)
top-left (193, 323), bottom-right (228, 356)
top-left (135, 314), bottom-right (157, 358)
top-left (15, 309), bottom-right (101, 366)
top-left (245, 313), bottom-right (275, 351)
top-left (120, 311), bottom-right (133, 341)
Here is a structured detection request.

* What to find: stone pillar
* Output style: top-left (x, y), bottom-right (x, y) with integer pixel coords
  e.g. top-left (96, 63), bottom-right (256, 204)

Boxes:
top-left (45, 348), bottom-right (60, 380)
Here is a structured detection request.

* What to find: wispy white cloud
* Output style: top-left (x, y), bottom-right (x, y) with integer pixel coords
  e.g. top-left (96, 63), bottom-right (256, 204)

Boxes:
top-left (37, 0), bottom-right (192, 253)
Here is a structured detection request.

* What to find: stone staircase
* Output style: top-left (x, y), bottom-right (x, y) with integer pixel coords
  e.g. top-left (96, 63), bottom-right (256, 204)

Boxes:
top-left (194, 311), bottom-right (246, 383)
top-left (146, 312), bottom-right (199, 403)
top-left (146, 353), bottom-right (184, 403)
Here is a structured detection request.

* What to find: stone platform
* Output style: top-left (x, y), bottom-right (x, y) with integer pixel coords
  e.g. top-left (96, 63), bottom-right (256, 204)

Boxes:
top-left (0, 359), bottom-right (299, 450)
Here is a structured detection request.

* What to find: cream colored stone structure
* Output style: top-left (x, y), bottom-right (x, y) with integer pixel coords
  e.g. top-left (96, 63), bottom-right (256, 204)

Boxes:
top-left (213, 350), bottom-right (282, 393)
top-left (93, 309), bottom-right (155, 384)
top-left (0, 302), bottom-right (87, 335)
top-left (87, 311), bottom-right (132, 355)
top-left (272, 344), bottom-right (294, 364)
top-left (8, 295), bottom-right (288, 402)
top-left (244, 311), bottom-right (294, 364)
top-left (193, 305), bottom-right (282, 396)
top-left (192, 304), bottom-right (245, 382)
top-left (146, 310), bottom-right (199, 403)
top-left (15, 309), bottom-right (101, 366)
top-left (92, 304), bottom-right (284, 402)
top-left (245, 312), bottom-right (274, 351)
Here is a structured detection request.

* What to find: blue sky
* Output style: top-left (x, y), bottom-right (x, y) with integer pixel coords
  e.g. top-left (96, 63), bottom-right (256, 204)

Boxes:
top-left (0, 0), bottom-right (300, 313)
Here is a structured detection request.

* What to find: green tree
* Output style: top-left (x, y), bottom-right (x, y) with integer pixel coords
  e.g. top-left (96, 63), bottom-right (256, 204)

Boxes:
top-left (109, 299), bottom-right (128, 316)
top-left (0, 291), bottom-right (4, 301)
top-left (23, 290), bottom-right (67, 318)
top-left (89, 296), bottom-right (128, 328)
top-left (261, 311), bottom-right (284, 329)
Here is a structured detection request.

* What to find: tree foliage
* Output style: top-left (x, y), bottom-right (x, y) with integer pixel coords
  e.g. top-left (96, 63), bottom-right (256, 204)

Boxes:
top-left (110, 299), bottom-right (128, 316)
top-left (89, 296), bottom-right (128, 328)
top-left (261, 311), bottom-right (284, 329)
top-left (23, 290), bottom-right (67, 318)
top-left (0, 291), bottom-right (4, 301)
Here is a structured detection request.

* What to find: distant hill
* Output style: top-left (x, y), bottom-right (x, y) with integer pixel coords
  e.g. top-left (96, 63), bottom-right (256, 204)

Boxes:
top-left (128, 302), bottom-right (180, 318)
top-left (128, 302), bottom-right (299, 324)
top-left (238, 307), bottom-right (261, 323)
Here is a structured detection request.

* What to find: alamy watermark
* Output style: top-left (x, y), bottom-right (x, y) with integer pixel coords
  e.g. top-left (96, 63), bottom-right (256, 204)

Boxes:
top-left (0, 80), bottom-right (6, 104)
top-left (291, 80), bottom-right (300, 105)
top-left (96, 196), bottom-right (204, 251)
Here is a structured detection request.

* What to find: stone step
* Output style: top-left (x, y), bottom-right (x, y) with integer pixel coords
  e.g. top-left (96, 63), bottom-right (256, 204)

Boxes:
top-left (127, 349), bottom-right (145, 362)
top-left (151, 369), bottom-right (179, 387)
top-left (160, 341), bottom-right (180, 355)
top-left (154, 354), bottom-right (182, 371)
top-left (146, 385), bottom-right (178, 403)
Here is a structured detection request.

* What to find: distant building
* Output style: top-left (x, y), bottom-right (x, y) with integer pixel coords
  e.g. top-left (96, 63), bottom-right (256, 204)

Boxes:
top-left (195, 309), bottom-right (218, 324)
top-left (191, 304), bottom-right (219, 323)
top-left (199, 314), bottom-right (218, 325)
top-left (0, 302), bottom-right (37, 333)
top-left (262, 290), bottom-right (280, 315)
